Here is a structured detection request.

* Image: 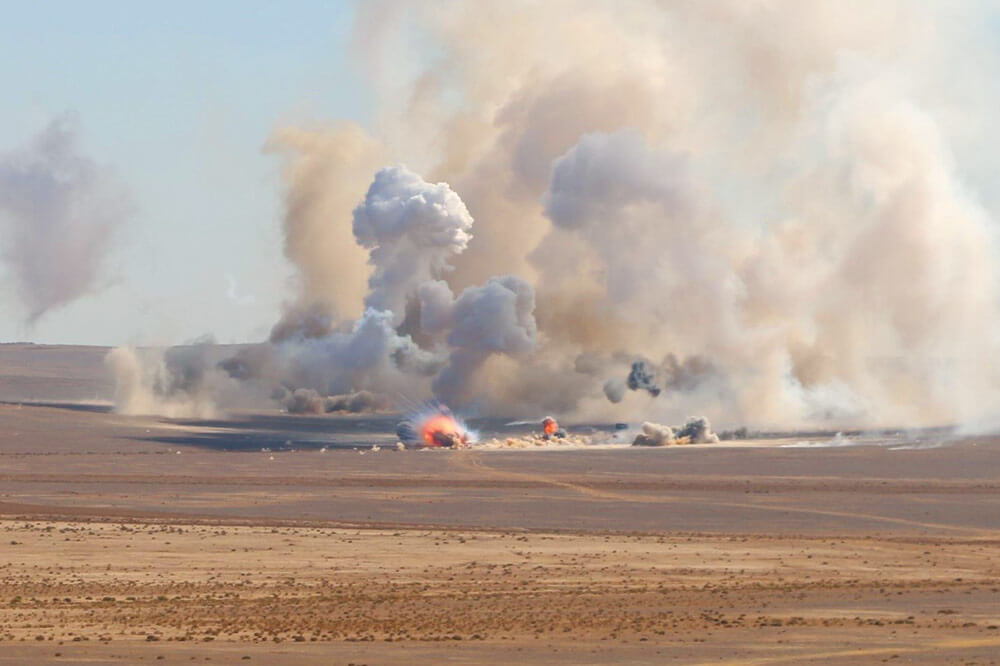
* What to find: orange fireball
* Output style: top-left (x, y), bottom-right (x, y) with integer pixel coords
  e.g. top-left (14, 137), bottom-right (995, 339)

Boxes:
top-left (542, 416), bottom-right (558, 435)
top-left (422, 413), bottom-right (464, 447)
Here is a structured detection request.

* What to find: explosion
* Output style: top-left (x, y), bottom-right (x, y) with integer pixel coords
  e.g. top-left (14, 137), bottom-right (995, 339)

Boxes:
top-left (396, 403), bottom-right (474, 448)
top-left (421, 413), bottom-right (466, 447)
top-left (104, 2), bottom-right (1000, 431)
top-left (542, 416), bottom-right (558, 435)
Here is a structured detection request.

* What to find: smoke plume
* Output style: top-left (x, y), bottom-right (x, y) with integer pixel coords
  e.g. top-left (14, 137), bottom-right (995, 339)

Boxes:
top-left (353, 165), bottom-right (474, 322)
top-left (431, 274), bottom-right (537, 406)
top-left (632, 417), bottom-right (720, 446)
top-left (0, 117), bottom-right (129, 323)
top-left (632, 422), bottom-right (675, 447)
top-left (112, 1), bottom-right (1000, 430)
top-left (266, 124), bottom-right (381, 327)
top-left (340, 0), bottom-right (1000, 428)
top-left (105, 340), bottom-right (222, 418)
top-left (109, 161), bottom-right (536, 417)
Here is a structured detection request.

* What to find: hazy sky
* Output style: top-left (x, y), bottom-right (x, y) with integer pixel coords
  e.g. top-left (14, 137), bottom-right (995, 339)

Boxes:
top-left (0, 0), bottom-right (367, 346)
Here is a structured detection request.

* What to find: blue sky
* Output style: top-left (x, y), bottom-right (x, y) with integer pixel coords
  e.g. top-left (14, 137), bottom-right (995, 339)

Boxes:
top-left (0, 1), bottom-right (369, 345)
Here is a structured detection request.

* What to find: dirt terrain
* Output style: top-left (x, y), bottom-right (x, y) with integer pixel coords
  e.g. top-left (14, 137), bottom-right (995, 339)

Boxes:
top-left (0, 344), bottom-right (998, 664)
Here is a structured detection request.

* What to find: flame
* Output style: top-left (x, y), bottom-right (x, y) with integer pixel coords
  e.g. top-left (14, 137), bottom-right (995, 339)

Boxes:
top-left (542, 416), bottom-right (558, 435)
top-left (422, 413), bottom-right (463, 447)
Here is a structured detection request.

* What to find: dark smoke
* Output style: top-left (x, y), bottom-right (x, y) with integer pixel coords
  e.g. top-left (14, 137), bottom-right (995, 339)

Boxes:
top-left (609, 355), bottom-right (720, 403)
top-left (626, 360), bottom-right (661, 397)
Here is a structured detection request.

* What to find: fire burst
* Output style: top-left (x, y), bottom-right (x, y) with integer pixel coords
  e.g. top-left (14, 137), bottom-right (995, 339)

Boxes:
top-left (396, 402), bottom-right (474, 448)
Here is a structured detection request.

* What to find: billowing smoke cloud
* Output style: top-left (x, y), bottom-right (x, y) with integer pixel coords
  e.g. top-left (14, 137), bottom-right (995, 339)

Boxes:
top-left (632, 422), bottom-right (674, 447)
top-left (0, 117), bottom-right (129, 323)
top-left (353, 165), bottom-right (473, 323)
top-left (112, 1), bottom-right (1000, 429)
top-left (632, 417), bottom-right (719, 446)
top-left (336, 0), bottom-right (1000, 428)
top-left (430, 275), bottom-right (537, 405)
top-left (266, 124), bottom-right (381, 328)
top-left (235, 164), bottom-right (535, 413)
top-left (676, 416), bottom-right (720, 444)
top-left (110, 160), bottom-right (535, 417)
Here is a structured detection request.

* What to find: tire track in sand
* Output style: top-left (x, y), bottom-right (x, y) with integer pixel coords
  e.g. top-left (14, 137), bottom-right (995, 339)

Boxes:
top-left (451, 450), bottom-right (1000, 535)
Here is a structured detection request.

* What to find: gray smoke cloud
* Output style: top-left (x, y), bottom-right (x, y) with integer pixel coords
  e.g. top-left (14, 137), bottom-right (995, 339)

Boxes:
top-left (281, 387), bottom-right (325, 414)
top-left (105, 337), bottom-right (227, 418)
top-left (603, 378), bottom-right (626, 404)
top-left (242, 165), bottom-right (535, 413)
top-left (266, 307), bottom-right (442, 398)
top-left (111, 1), bottom-right (1000, 429)
top-left (156, 337), bottom-right (214, 397)
top-left (431, 275), bottom-right (537, 405)
top-left (237, 163), bottom-right (535, 411)
top-left (110, 162), bottom-right (536, 417)
top-left (325, 389), bottom-right (388, 413)
top-left (0, 117), bottom-right (129, 323)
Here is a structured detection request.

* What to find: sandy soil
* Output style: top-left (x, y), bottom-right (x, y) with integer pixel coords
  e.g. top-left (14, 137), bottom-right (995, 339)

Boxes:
top-left (0, 344), bottom-right (998, 663)
top-left (1, 520), bottom-right (998, 664)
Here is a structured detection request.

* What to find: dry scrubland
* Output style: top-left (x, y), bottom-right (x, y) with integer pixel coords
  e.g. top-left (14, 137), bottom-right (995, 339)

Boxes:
top-left (0, 344), bottom-right (998, 663)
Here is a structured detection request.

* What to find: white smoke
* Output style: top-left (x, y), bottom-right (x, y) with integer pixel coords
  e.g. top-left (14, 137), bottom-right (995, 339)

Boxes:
top-left (353, 165), bottom-right (473, 324)
top-left (0, 117), bottom-right (129, 323)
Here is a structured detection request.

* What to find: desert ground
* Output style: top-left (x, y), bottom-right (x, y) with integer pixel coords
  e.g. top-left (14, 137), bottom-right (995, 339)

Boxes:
top-left (0, 344), bottom-right (998, 664)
